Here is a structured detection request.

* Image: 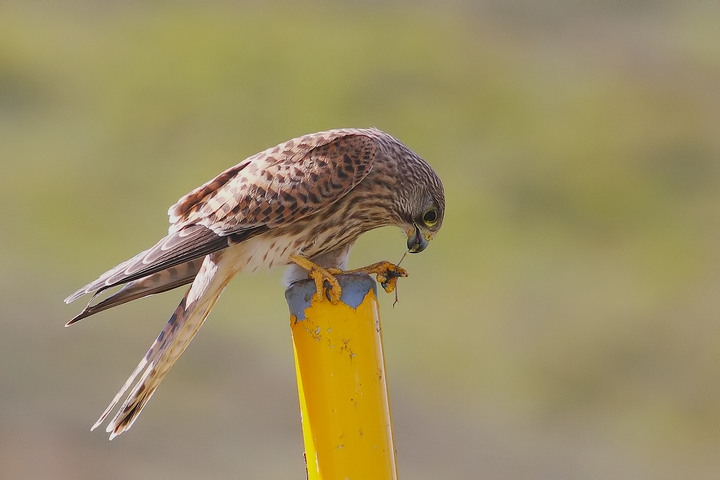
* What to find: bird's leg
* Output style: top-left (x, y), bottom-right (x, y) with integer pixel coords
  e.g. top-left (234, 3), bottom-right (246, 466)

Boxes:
top-left (289, 254), bottom-right (343, 304)
top-left (339, 261), bottom-right (408, 294)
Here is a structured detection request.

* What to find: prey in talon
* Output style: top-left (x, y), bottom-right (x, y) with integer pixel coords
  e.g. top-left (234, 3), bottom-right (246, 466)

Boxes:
top-left (372, 262), bottom-right (408, 294)
top-left (380, 265), bottom-right (407, 294)
top-left (64, 127), bottom-right (444, 439)
top-left (375, 250), bottom-right (413, 295)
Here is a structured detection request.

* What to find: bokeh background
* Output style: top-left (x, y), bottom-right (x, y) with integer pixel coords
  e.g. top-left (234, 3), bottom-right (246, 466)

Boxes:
top-left (2, 1), bottom-right (719, 478)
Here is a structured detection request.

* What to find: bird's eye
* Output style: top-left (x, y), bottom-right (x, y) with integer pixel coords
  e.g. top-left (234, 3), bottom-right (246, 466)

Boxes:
top-left (422, 208), bottom-right (439, 227)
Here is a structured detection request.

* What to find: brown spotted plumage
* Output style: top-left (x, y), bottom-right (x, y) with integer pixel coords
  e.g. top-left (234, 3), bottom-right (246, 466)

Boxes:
top-left (65, 127), bottom-right (445, 439)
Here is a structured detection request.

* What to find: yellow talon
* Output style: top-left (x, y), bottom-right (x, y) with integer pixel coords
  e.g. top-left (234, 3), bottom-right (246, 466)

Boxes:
top-left (289, 254), bottom-right (343, 304)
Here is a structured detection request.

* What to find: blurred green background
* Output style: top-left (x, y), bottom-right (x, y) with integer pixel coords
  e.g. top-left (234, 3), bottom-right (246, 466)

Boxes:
top-left (2, 1), bottom-right (719, 478)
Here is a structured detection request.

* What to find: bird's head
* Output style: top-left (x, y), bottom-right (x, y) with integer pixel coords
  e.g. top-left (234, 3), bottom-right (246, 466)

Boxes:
top-left (401, 165), bottom-right (445, 254)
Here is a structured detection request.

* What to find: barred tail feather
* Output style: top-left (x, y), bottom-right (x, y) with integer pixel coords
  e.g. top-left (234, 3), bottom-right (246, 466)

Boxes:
top-left (92, 252), bottom-right (234, 439)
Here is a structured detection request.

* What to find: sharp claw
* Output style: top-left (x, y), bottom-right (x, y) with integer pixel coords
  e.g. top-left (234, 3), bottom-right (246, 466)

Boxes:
top-left (290, 254), bottom-right (343, 304)
top-left (327, 282), bottom-right (342, 304)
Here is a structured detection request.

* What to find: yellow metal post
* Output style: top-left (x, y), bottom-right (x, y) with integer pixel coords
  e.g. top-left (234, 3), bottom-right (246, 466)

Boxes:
top-left (285, 273), bottom-right (398, 480)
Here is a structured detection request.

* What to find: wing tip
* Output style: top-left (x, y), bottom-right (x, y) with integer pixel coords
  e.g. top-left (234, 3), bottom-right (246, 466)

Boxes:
top-left (65, 292), bottom-right (94, 326)
top-left (64, 290), bottom-right (86, 304)
top-left (64, 302), bottom-right (96, 326)
top-left (65, 316), bottom-right (82, 327)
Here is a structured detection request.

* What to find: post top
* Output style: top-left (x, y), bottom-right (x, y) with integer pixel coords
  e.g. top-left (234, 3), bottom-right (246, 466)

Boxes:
top-left (285, 273), bottom-right (377, 320)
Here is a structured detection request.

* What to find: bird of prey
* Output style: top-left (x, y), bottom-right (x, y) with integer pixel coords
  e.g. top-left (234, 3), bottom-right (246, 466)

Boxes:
top-left (65, 127), bottom-right (445, 439)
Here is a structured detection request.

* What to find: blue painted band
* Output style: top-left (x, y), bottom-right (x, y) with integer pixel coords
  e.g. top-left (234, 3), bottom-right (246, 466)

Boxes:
top-left (284, 274), bottom-right (377, 321)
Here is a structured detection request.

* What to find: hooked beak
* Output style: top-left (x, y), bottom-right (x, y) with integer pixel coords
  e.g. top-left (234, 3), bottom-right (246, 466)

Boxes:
top-left (407, 224), bottom-right (429, 253)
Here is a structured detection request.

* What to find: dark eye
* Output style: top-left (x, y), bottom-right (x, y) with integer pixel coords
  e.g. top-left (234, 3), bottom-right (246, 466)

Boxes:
top-left (422, 208), bottom-right (439, 227)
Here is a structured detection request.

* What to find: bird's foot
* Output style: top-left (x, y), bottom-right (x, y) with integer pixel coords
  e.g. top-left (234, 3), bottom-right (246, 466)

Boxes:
top-left (289, 256), bottom-right (409, 303)
top-left (289, 254), bottom-right (343, 304)
top-left (341, 261), bottom-right (408, 294)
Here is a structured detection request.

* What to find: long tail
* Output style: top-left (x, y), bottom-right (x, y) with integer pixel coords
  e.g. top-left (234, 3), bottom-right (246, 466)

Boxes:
top-left (93, 251), bottom-right (235, 439)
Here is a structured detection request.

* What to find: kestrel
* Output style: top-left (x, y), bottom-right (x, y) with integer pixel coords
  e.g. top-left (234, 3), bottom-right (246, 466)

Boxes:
top-left (65, 127), bottom-right (445, 439)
